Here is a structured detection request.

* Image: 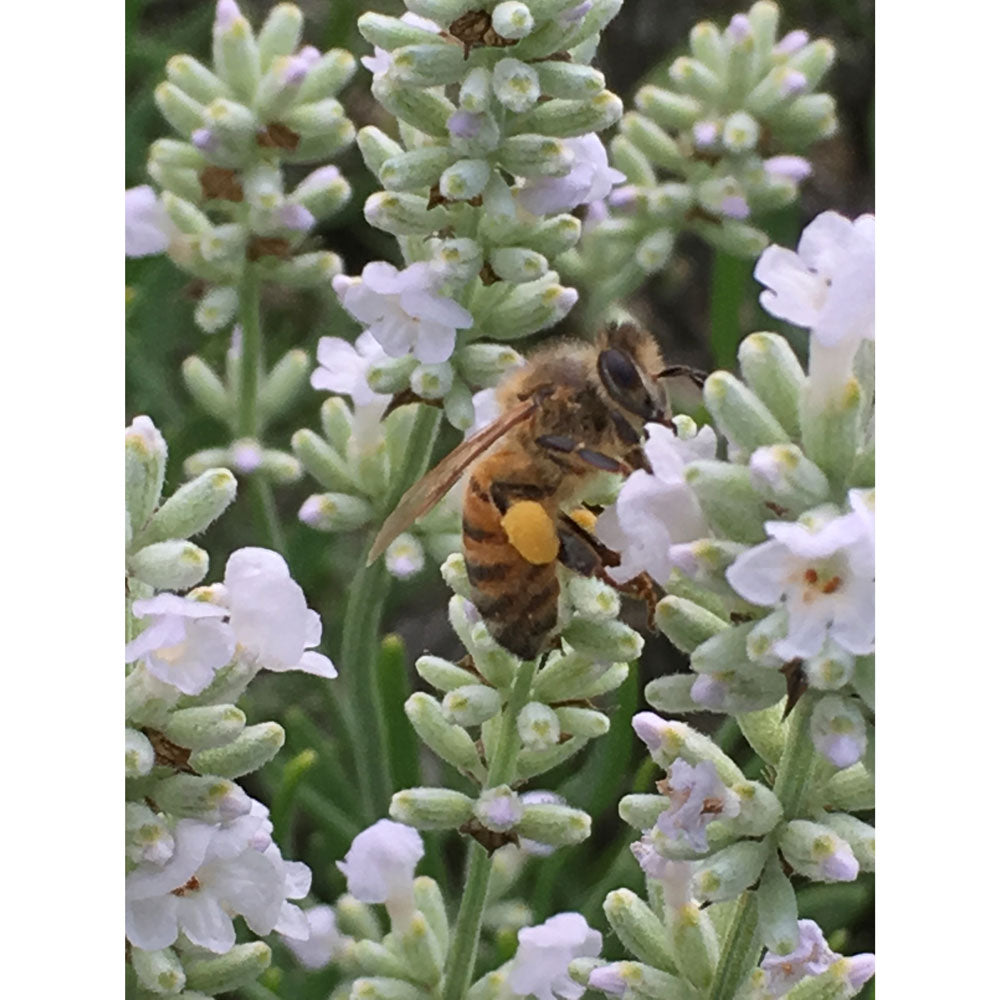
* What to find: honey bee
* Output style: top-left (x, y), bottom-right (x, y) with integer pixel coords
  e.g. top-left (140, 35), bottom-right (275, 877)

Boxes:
top-left (368, 324), bottom-right (705, 660)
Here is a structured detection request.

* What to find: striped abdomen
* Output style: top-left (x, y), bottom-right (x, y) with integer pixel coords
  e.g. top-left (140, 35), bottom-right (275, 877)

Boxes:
top-left (462, 450), bottom-right (560, 661)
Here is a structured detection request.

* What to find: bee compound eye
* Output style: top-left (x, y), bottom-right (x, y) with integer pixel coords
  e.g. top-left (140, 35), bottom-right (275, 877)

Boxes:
top-left (598, 348), bottom-right (656, 419)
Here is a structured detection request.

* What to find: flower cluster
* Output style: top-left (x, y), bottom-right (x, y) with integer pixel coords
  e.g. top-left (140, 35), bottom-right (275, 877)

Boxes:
top-left (128, 0), bottom-right (358, 484)
top-left (322, 0), bottom-right (626, 429)
top-left (125, 415), bottom-right (333, 996)
top-left (563, 0), bottom-right (838, 315)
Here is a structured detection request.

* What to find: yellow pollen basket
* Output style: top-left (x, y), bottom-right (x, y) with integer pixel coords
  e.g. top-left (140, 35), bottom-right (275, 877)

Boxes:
top-left (568, 507), bottom-right (598, 532)
top-left (500, 500), bottom-right (559, 565)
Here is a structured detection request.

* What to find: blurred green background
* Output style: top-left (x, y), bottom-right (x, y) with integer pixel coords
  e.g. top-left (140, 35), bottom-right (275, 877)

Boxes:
top-left (126, 1), bottom-right (874, 995)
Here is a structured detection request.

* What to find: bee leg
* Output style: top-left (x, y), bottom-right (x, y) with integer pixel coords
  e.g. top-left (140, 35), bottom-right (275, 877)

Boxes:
top-left (659, 364), bottom-right (708, 389)
top-left (612, 572), bottom-right (661, 629)
top-left (535, 435), bottom-right (631, 475)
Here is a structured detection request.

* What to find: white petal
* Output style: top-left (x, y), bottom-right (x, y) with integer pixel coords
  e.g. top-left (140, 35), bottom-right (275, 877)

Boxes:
top-left (293, 651), bottom-right (338, 677)
top-left (797, 211), bottom-right (855, 271)
top-left (361, 260), bottom-right (406, 294)
top-left (274, 901), bottom-right (311, 939)
top-left (126, 820), bottom-right (217, 902)
top-left (178, 894), bottom-right (237, 953)
top-left (370, 313), bottom-right (417, 357)
top-left (126, 895), bottom-right (179, 951)
top-left (399, 288), bottom-right (473, 329)
top-left (726, 541), bottom-right (790, 606)
top-left (754, 246), bottom-right (824, 328)
top-left (410, 321), bottom-right (457, 364)
top-left (126, 186), bottom-right (172, 257)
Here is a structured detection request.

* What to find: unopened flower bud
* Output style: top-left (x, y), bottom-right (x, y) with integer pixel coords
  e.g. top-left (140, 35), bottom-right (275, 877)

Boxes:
top-left (515, 736), bottom-right (587, 782)
top-left (155, 81), bottom-right (207, 137)
top-left (635, 84), bottom-right (701, 129)
top-left (154, 772), bottom-right (251, 822)
top-left (721, 110), bottom-right (760, 153)
top-left (749, 444), bottom-right (830, 516)
top-left (132, 947), bottom-right (186, 994)
top-left (488, 247), bottom-right (548, 285)
top-left (336, 895), bottom-right (382, 942)
top-left (137, 469), bottom-right (237, 548)
top-left (474, 785), bottom-right (524, 832)
top-left (291, 165), bottom-right (351, 220)
top-left (632, 713), bottom-right (744, 784)
top-left (779, 820), bottom-right (859, 883)
top-left (349, 977), bottom-right (427, 1000)
top-left (518, 800), bottom-right (590, 846)
top-left (704, 371), bottom-right (790, 453)
top-left (298, 47), bottom-right (356, 102)
top-left (163, 704), bottom-right (246, 751)
top-left (565, 575), bottom-right (619, 620)
top-left (258, 447), bottom-right (303, 483)
top-left (365, 191), bottom-right (447, 236)
top-left (391, 41), bottom-right (466, 87)
top-left (492, 1), bottom-right (534, 39)
top-left (644, 674), bottom-right (699, 714)
top-left (257, 3), bottom-right (304, 66)
top-left (519, 214), bottom-right (582, 258)
top-left (267, 251), bottom-right (343, 287)
top-left (373, 75), bottom-right (454, 138)
top-left (390, 787), bottom-right (476, 829)
top-left (442, 684), bottom-right (502, 726)
top-left (128, 540), bottom-right (209, 590)
top-left (693, 839), bottom-right (769, 901)
top-left (655, 596), bottom-right (728, 654)
top-left (810, 694), bottom-right (867, 770)
top-left (561, 617), bottom-right (643, 661)
top-left (757, 854), bottom-right (800, 955)
top-left (484, 279), bottom-right (578, 338)
top-left (292, 429), bottom-right (358, 493)
top-left (804, 642), bottom-right (855, 691)
top-left (202, 96), bottom-right (256, 147)
top-left (212, 5), bottom-right (259, 102)
top-left (379, 146), bottom-right (454, 192)
top-left (531, 651), bottom-right (624, 703)
top-left (669, 56), bottom-right (722, 101)
top-left (493, 58), bottom-right (540, 113)
top-left (405, 692), bottom-right (487, 781)
top-left (126, 416), bottom-right (168, 533)
top-left (685, 461), bottom-right (768, 543)
top-left (517, 701), bottom-right (561, 750)
top-left (189, 721), bottom-right (285, 778)
top-left (514, 91), bottom-right (623, 138)
top-left (735, 702), bottom-right (787, 766)
top-left (670, 902), bottom-right (718, 989)
top-left (602, 888), bottom-right (675, 971)
top-left (125, 727), bottom-right (155, 778)
top-left (823, 813), bottom-right (874, 872)
top-left (735, 333), bottom-right (806, 436)
top-left (396, 910), bottom-right (445, 984)
top-left (409, 361), bottom-right (454, 400)
top-left (184, 942), bottom-right (271, 994)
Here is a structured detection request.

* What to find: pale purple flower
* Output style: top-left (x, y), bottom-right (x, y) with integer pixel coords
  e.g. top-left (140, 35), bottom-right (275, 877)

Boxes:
top-left (126, 594), bottom-right (235, 695)
top-left (275, 201), bottom-right (315, 231)
top-left (361, 11), bottom-right (438, 77)
top-left (595, 422), bottom-right (716, 587)
top-left (560, 2), bottom-right (592, 23)
top-left (125, 817), bottom-right (307, 954)
top-left (693, 120), bottom-right (719, 148)
top-left (215, 0), bottom-right (241, 31)
top-left (280, 904), bottom-right (347, 969)
top-left (760, 919), bottom-right (837, 996)
top-left (754, 211), bottom-right (875, 348)
top-left (726, 510), bottom-right (874, 659)
top-left (588, 965), bottom-right (627, 995)
top-left (230, 438), bottom-right (263, 473)
top-left (764, 156), bottom-right (812, 182)
top-left (448, 110), bottom-right (486, 139)
top-left (333, 261), bottom-right (473, 365)
top-left (126, 186), bottom-right (174, 257)
top-left (726, 13), bottom-right (751, 41)
top-left (775, 30), bottom-right (809, 56)
top-left (312, 330), bottom-right (390, 408)
top-left (475, 786), bottom-right (523, 832)
top-left (517, 133), bottom-right (626, 216)
top-left (810, 694), bottom-right (867, 769)
top-left (508, 913), bottom-right (602, 1000)
top-left (519, 791), bottom-right (564, 857)
top-left (844, 954), bottom-right (876, 991)
top-left (630, 837), bottom-right (693, 908)
top-left (337, 819), bottom-right (424, 921)
top-left (384, 533), bottom-right (426, 580)
top-left (192, 128), bottom-right (220, 154)
top-left (469, 387), bottom-right (501, 436)
top-left (779, 69), bottom-right (808, 97)
top-left (223, 547), bottom-right (337, 678)
top-left (721, 194), bottom-right (750, 219)
top-left (655, 759), bottom-right (739, 853)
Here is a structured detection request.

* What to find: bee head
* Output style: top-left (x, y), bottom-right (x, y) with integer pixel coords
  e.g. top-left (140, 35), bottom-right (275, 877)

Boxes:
top-left (597, 344), bottom-right (669, 424)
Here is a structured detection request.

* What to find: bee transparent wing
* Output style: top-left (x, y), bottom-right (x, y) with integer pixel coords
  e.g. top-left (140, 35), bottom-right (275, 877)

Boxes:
top-left (366, 398), bottom-right (537, 565)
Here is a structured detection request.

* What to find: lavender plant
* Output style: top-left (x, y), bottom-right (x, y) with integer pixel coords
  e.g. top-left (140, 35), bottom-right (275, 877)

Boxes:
top-left (125, 2), bottom-right (873, 998)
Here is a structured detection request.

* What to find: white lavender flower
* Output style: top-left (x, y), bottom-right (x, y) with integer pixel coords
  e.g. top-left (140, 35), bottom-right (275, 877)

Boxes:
top-left (508, 912), bottom-right (602, 1000)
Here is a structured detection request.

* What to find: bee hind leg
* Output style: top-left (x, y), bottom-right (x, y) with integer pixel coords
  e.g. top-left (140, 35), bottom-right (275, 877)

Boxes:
top-left (535, 435), bottom-right (631, 475)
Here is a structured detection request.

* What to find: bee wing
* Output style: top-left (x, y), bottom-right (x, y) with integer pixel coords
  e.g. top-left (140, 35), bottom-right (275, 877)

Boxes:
top-left (367, 398), bottom-right (537, 565)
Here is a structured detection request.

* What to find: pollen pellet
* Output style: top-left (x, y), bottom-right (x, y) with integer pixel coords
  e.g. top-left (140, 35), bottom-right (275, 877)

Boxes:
top-left (569, 506), bottom-right (598, 532)
top-left (500, 500), bottom-right (559, 565)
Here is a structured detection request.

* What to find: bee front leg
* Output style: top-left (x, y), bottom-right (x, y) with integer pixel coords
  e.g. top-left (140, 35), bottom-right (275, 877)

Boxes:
top-left (535, 435), bottom-right (632, 475)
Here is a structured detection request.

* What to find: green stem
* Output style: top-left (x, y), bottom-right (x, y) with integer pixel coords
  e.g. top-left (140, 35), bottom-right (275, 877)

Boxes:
top-left (709, 695), bottom-right (818, 1000)
top-left (249, 473), bottom-right (286, 555)
top-left (441, 657), bottom-right (537, 1000)
top-left (709, 251), bottom-right (753, 369)
top-left (337, 405), bottom-right (443, 823)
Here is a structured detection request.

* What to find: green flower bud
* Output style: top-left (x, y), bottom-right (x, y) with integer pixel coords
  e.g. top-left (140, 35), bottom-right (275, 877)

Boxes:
top-left (365, 356), bottom-right (417, 396)
top-left (779, 820), bottom-right (860, 883)
top-left (395, 910), bottom-right (444, 985)
top-left (155, 81), bottom-right (206, 137)
top-left (136, 469), bottom-right (237, 548)
top-left (413, 876), bottom-right (450, 954)
top-left (255, 56), bottom-right (309, 119)
top-left (161, 192), bottom-right (212, 235)
top-left (257, 3), bottom-right (304, 66)
top-left (358, 12), bottom-right (440, 52)
top-left (690, 19), bottom-right (725, 70)
top-left (203, 97), bottom-right (256, 147)
top-left (620, 111), bottom-right (683, 171)
top-left (748, 0), bottom-right (780, 46)
top-left (804, 643), bottom-right (855, 691)
top-left (737, 333), bottom-right (805, 436)
top-left (358, 437), bottom-right (391, 497)
top-left (561, 617), bottom-right (643, 662)
top-left (440, 553), bottom-right (473, 600)
top-left (166, 55), bottom-right (228, 108)
top-left (518, 214), bottom-right (582, 258)
top-left (392, 42), bottom-right (466, 87)
top-left (749, 443), bottom-right (830, 517)
top-left (532, 650), bottom-right (623, 703)
top-left (668, 55), bottom-right (722, 101)
top-left (535, 60), bottom-right (604, 101)
top-left (350, 978), bottom-right (427, 1000)
top-left (163, 704), bottom-right (246, 751)
top-left (337, 895), bottom-right (383, 941)
top-left (789, 39), bottom-right (837, 89)
top-left (152, 773), bottom-right (242, 819)
top-left (126, 416), bottom-right (168, 533)
top-left (380, 147), bottom-right (454, 192)
top-left (517, 701), bottom-right (561, 750)
top-left (292, 429), bottom-right (359, 492)
top-left (126, 727), bottom-right (155, 778)
top-left (618, 793), bottom-right (666, 830)
top-left (515, 736), bottom-right (587, 782)
top-left (636, 716), bottom-right (744, 784)
top-left (350, 940), bottom-right (410, 978)
top-left (440, 158), bottom-right (492, 202)
top-left (736, 702), bottom-right (787, 766)
top-left (603, 888), bottom-right (676, 971)
top-left (442, 684), bottom-right (502, 726)
top-left (685, 461), bottom-right (768, 543)
top-left (405, 692), bottom-right (487, 782)
top-left (704, 371), bottom-right (790, 453)
top-left (723, 33), bottom-right (755, 103)
top-left (265, 250), bottom-right (343, 287)
top-left (517, 801), bottom-right (591, 846)
top-left (801, 376), bottom-right (861, 487)
top-left (689, 217), bottom-right (770, 258)
top-left (632, 228), bottom-right (673, 273)
top-left (728, 780), bottom-right (782, 837)
top-left (557, 706), bottom-right (611, 740)
top-left (314, 398), bottom-right (352, 457)
top-left (364, 191), bottom-right (447, 236)
top-left (183, 942), bottom-right (270, 994)
top-left (693, 839), bottom-right (768, 902)
top-left (487, 247), bottom-right (546, 284)
top-left (454, 344), bottom-right (523, 387)
top-left (609, 135), bottom-right (655, 187)
top-left (298, 48), bottom-right (357, 102)
top-left (408, 361), bottom-right (453, 400)
top-left (644, 674), bottom-right (699, 714)
top-left (512, 91), bottom-right (623, 138)
top-left (415, 654), bottom-right (478, 693)
top-left (669, 902), bottom-right (719, 989)
top-left (299, 492), bottom-right (373, 532)
top-left (635, 84), bottom-right (701, 129)
top-left (823, 813), bottom-right (874, 872)
top-left (128, 540), bottom-right (209, 590)
top-left (689, 621), bottom-right (758, 676)
top-left (259, 349), bottom-right (309, 424)
top-left (443, 381), bottom-right (474, 431)
top-left (655, 596), bottom-right (728, 653)
top-left (390, 786), bottom-right (476, 829)
top-left (357, 126), bottom-right (404, 175)
top-left (193, 284), bottom-right (239, 334)
top-left (149, 138), bottom-right (207, 172)
top-left (291, 166), bottom-right (351, 221)
top-left (565, 575), bottom-right (619, 620)
top-left (373, 75), bottom-right (454, 137)
top-left (189, 721), bottom-right (285, 779)
top-left (774, 93), bottom-right (837, 142)
top-left (258, 447), bottom-right (303, 484)
top-left (757, 854), bottom-right (800, 955)
top-left (721, 110), bottom-right (760, 153)
top-left (493, 1), bottom-right (534, 39)
top-left (492, 58), bottom-right (540, 113)
top-left (483, 278), bottom-right (578, 339)
top-left (132, 947), bottom-right (186, 994)
top-left (283, 97), bottom-right (348, 140)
